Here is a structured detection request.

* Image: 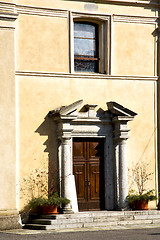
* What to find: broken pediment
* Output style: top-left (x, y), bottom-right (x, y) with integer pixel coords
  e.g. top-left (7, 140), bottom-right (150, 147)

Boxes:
top-left (49, 100), bottom-right (83, 117)
top-left (49, 100), bottom-right (137, 121)
top-left (107, 102), bottom-right (137, 117)
top-left (49, 100), bottom-right (137, 142)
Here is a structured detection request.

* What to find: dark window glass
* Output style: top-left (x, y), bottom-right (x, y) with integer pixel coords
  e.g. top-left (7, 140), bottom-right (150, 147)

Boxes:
top-left (74, 22), bottom-right (99, 73)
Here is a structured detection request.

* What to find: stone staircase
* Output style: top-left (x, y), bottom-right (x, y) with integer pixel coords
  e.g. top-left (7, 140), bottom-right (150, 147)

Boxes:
top-left (23, 210), bottom-right (160, 231)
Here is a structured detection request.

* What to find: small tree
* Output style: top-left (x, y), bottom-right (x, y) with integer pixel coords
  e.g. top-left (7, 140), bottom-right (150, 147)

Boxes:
top-left (127, 161), bottom-right (156, 209)
top-left (20, 167), bottom-right (49, 201)
top-left (129, 161), bottom-right (153, 195)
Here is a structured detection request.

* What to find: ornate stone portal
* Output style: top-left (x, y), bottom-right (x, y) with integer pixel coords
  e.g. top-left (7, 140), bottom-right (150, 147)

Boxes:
top-left (49, 100), bottom-right (137, 211)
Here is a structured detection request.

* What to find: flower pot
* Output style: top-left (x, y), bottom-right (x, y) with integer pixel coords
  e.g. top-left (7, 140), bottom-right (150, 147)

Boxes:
top-left (134, 200), bottom-right (149, 210)
top-left (42, 205), bottom-right (58, 214)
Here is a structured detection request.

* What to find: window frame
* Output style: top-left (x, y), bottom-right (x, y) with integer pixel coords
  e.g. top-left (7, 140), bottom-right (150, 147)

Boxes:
top-left (70, 12), bottom-right (111, 75)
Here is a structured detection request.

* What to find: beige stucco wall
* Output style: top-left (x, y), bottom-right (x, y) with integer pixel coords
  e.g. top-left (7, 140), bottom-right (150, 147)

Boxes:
top-left (0, 28), bottom-right (17, 211)
top-left (14, 0), bottom-right (158, 209)
top-left (16, 5), bottom-right (157, 76)
top-left (112, 22), bottom-right (155, 76)
top-left (17, 15), bottom-right (68, 73)
top-left (18, 75), bottom-right (157, 208)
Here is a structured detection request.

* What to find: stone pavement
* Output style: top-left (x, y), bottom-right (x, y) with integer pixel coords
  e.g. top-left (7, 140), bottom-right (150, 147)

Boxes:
top-left (1, 226), bottom-right (160, 240)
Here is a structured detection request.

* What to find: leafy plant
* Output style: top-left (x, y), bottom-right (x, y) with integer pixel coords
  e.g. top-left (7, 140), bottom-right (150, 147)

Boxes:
top-left (28, 192), bottom-right (70, 212)
top-left (127, 190), bottom-right (157, 204)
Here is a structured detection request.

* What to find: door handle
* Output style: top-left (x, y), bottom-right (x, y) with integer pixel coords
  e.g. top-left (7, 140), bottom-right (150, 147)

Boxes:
top-left (85, 181), bottom-right (91, 186)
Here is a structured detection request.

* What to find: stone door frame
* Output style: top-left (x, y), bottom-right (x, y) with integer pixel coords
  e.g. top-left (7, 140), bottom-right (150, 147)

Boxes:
top-left (49, 100), bottom-right (137, 212)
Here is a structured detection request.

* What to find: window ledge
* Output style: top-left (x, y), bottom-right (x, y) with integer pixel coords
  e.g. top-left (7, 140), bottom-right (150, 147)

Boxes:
top-left (16, 70), bottom-right (158, 81)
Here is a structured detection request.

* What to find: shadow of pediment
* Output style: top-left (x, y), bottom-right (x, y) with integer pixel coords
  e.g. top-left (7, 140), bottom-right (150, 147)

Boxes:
top-left (35, 115), bottom-right (59, 194)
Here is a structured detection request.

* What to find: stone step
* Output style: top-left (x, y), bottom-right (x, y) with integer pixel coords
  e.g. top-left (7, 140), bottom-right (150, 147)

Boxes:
top-left (39, 211), bottom-right (125, 219)
top-left (83, 219), bottom-right (154, 228)
top-left (39, 210), bottom-right (160, 219)
top-left (133, 214), bottom-right (160, 220)
top-left (32, 215), bottom-right (136, 225)
top-left (24, 211), bottom-right (160, 231)
top-left (24, 222), bottom-right (84, 230)
top-left (24, 224), bottom-right (50, 230)
top-left (31, 217), bottom-right (93, 225)
top-left (24, 218), bottom-right (160, 231)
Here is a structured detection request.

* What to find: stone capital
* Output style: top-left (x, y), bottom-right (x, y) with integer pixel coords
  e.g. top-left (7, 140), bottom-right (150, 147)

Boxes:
top-left (108, 103), bottom-right (137, 143)
top-left (112, 117), bottom-right (131, 142)
top-left (61, 137), bottom-right (71, 145)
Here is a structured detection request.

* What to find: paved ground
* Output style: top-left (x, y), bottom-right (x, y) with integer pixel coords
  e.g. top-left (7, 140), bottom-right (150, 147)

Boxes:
top-left (1, 227), bottom-right (160, 240)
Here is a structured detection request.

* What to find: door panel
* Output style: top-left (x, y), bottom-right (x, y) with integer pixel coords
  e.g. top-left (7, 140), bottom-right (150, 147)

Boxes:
top-left (90, 163), bottom-right (100, 200)
top-left (89, 141), bottom-right (99, 159)
top-left (74, 163), bottom-right (85, 199)
top-left (73, 138), bottom-right (104, 211)
top-left (73, 141), bottom-right (86, 160)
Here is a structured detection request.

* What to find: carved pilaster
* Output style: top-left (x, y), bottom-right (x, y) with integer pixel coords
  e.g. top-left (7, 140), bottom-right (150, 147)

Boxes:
top-left (112, 116), bottom-right (134, 209)
top-left (49, 100), bottom-right (83, 213)
top-left (118, 139), bottom-right (128, 209)
top-left (61, 137), bottom-right (73, 213)
top-left (107, 102), bottom-right (137, 210)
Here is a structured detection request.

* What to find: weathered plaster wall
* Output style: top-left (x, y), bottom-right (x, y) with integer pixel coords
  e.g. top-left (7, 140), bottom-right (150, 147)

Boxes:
top-left (112, 22), bottom-right (155, 76)
top-left (17, 15), bottom-right (68, 72)
top-left (0, 14), bottom-right (22, 228)
top-left (18, 75), bottom-right (157, 208)
top-left (14, 0), bottom-right (158, 209)
top-left (16, 2), bottom-right (157, 76)
top-left (0, 29), bottom-right (16, 210)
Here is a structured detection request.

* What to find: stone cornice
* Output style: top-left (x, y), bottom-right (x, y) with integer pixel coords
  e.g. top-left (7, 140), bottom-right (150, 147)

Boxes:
top-left (72, 11), bottom-right (111, 21)
top-left (0, 2), bottom-right (158, 20)
top-left (16, 5), bottom-right (68, 18)
top-left (0, 11), bottom-right (18, 30)
top-left (0, 1), bottom-right (159, 20)
top-left (69, 11), bottom-right (158, 24)
top-left (0, 0), bottom-right (159, 21)
top-left (0, 12), bottom-right (18, 20)
top-left (113, 14), bottom-right (158, 24)
top-left (0, 1), bottom-right (16, 13)
top-left (0, 2), bottom-right (68, 18)
top-left (15, 70), bottom-right (158, 81)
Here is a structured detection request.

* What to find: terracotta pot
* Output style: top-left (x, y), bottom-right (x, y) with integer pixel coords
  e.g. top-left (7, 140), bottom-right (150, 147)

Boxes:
top-left (134, 200), bottom-right (149, 210)
top-left (42, 205), bottom-right (58, 214)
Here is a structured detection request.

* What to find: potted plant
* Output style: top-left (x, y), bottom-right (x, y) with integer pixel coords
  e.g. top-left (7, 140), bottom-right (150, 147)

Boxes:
top-left (28, 192), bottom-right (70, 214)
top-left (127, 190), bottom-right (157, 210)
top-left (127, 161), bottom-right (157, 210)
top-left (20, 164), bottom-right (71, 217)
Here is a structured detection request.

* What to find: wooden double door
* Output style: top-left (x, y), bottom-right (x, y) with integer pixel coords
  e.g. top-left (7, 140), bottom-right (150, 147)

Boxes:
top-left (73, 138), bottom-right (104, 211)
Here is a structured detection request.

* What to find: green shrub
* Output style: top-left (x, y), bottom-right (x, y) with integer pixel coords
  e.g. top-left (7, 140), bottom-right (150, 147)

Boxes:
top-left (28, 192), bottom-right (70, 212)
top-left (127, 190), bottom-right (157, 204)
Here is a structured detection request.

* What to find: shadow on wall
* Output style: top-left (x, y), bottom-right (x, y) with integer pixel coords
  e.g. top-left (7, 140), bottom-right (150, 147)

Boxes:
top-left (35, 115), bottom-right (58, 194)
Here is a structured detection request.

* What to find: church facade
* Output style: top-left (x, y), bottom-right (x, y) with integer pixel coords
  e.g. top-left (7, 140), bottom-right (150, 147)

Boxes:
top-left (0, 0), bottom-right (159, 229)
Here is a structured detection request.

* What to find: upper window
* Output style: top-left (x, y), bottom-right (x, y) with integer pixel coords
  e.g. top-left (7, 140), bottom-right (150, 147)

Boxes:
top-left (71, 13), bottom-right (111, 74)
top-left (74, 22), bottom-right (99, 73)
